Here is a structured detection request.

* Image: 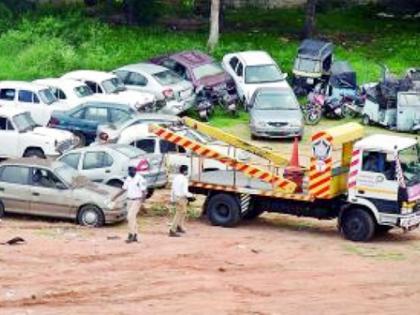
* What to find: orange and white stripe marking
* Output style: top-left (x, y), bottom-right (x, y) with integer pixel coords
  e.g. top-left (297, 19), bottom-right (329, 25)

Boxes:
top-left (347, 149), bottom-right (360, 189)
top-left (149, 125), bottom-right (296, 193)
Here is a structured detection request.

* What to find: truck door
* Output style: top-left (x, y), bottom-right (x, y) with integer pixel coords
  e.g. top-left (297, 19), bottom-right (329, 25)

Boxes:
top-left (356, 150), bottom-right (399, 212)
top-left (397, 92), bottom-right (420, 132)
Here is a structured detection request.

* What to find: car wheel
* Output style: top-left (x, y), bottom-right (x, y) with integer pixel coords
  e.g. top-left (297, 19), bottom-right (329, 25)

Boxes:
top-left (362, 114), bottom-right (371, 126)
top-left (23, 149), bottom-right (45, 159)
top-left (78, 205), bottom-right (105, 227)
top-left (206, 193), bottom-right (241, 227)
top-left (0, 200), bottom-right (5, 218)
top-left (107, 180), bottom-right (123, 188)
top-left (75, 132), bottom-right (86, 147)
top-left (340, 208), bottom-right (375, 242)
top-left (146, 188), bottom-right (154, 199)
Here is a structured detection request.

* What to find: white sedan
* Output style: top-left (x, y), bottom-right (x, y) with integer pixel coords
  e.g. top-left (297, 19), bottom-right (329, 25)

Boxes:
top-left (221, 51), bottom-right (291, 108)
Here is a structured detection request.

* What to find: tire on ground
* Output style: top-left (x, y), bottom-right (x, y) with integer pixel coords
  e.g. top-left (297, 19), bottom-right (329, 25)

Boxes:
top-left (340, 207), bottom-right (376, 242)
top-left (206, 193), bottom-right (241, 227)
top-left (77, 205), bottom-right (105, 227)
top-left (0, 200), bottom-right (5, 218)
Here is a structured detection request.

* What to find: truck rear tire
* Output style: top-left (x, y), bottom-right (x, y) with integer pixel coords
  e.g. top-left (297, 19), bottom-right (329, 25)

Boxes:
top-left (206, 193), bottom-right (241, 227)
top-left (340, 208), bottom-right (375, 242)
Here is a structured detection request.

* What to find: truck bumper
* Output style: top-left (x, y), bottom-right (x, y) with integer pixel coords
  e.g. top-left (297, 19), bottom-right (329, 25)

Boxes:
top-left (399, 212), bottom-right (420, 230)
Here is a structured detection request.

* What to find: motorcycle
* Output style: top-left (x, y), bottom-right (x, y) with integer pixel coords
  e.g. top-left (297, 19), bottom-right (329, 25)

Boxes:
top-left (342, 89), bottom-right (367, 118)
top-left (195, 86), bottom-right (214, 121)
top-left (217, 88), bottom-right (237, 116)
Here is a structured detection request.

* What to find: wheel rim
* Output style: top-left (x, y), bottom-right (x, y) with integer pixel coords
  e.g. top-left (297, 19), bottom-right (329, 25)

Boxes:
top-left (347, 217), bottom-right (364, 237)
top-left (82, 209), bottom-right (98, 226)
top-left (215, 203), bottom-right (230, 218)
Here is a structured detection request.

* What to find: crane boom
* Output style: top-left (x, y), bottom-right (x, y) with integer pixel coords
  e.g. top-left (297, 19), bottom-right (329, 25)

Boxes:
top-left (183, 117), bottom-right (290, 166)
top-left (149, 124), bottom-right (297, 193)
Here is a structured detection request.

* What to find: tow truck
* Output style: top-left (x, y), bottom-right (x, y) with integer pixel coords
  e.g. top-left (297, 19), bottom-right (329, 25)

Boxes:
top-left (150, 118), bottom-right (420, 242)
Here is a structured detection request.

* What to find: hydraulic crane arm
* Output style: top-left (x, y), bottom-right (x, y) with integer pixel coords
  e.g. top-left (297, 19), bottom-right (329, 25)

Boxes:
top-left (183, 117), bottom-right (289, 166)
top-left (149, 124), bottom-right (297, 193)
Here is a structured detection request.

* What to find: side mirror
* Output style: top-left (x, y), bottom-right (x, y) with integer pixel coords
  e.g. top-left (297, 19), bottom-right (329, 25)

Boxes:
top-left (56, 182), bottom-right (67, 190)
top-left (282, 73), bottom-right (288, 80)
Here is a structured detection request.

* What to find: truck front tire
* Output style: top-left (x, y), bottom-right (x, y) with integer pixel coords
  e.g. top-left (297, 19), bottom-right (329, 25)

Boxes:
top-left (206, 193), bottom-right (241, 227)
top-left (340, 208), bottom-right (375, 242)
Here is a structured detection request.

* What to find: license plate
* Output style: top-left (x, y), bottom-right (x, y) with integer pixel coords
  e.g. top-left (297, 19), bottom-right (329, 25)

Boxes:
top-left (400, 213), bottom-right (420, 228)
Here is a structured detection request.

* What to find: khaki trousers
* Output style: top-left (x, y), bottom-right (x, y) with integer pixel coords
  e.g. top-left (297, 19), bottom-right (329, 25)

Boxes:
top-left (170, 197), bottom-right (188, 232)
top-left (127, 199), bottom-right (142, 235)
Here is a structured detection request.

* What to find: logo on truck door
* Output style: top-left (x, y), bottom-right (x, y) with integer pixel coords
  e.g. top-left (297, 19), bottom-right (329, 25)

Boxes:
top-left (312, 138), bottom-right (332, 172)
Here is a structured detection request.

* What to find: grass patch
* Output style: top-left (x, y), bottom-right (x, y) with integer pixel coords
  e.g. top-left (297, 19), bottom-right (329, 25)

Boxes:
top-left (343, 244), bottom-right (406, 261)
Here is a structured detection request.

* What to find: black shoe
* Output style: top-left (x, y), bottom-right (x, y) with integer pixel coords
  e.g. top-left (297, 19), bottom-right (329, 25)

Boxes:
top-left (132, 234), bottom-right (139, 242)
top-left (177, 227), bottom-right (186, 234)
top-left (125, 233), bottom-right (133, 243)
top-left (169, 230), bottom-right (181, 237)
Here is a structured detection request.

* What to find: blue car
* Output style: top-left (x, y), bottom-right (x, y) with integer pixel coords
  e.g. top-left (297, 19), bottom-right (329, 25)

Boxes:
top-left (48, 102), bottom-right (137, 145)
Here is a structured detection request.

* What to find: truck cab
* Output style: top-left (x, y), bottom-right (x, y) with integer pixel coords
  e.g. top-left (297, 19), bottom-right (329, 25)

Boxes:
top-left (346, 135), bottom-right (420, 233)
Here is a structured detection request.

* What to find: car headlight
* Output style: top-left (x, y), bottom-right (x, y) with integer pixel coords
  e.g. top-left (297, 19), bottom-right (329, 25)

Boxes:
top-left (256, 121), bottom-right (267, 128)
top-left (289, 120), bottom-right (303, 128)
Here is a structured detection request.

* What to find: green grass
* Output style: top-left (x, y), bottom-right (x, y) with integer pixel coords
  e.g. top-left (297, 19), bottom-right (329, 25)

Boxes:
top-left (343, 244), bottom-right (406, 261)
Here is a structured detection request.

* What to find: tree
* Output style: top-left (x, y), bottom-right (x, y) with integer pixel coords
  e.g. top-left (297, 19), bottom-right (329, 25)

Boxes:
top-left (302, 0), bottom-right (317, 39)
top-left (207, 0), bottom-right (220, 52)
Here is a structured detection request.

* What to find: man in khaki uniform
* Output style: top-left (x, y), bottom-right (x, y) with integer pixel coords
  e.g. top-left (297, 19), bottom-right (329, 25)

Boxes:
top-left (169, 165), bottom-right (193, 237)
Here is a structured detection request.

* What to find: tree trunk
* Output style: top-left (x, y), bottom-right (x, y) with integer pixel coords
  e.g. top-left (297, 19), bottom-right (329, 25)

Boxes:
top-left (302, 0), bottom-right (317, 39)
top-left (207, 0), bottom-right (220, 52)
top-left (123, 0), bottom-right (137, 25)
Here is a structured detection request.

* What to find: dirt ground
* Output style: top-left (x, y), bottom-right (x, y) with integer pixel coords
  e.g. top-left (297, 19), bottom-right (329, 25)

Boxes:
top-left (1, 190), bottom-right (420, 315)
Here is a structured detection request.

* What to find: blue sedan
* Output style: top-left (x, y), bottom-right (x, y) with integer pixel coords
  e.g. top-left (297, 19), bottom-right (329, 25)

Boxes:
top-left (48, 102), bottom-right (137, 145)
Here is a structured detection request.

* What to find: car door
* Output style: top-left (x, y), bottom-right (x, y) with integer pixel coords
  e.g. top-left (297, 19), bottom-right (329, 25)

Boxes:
top-left (80, 151), bottom-right (114, 182)
top-left (72, 105), bottom-right (107, 142)
top-left (29, 167), bottom-right (75, 218)
top-left (17, 90), bottom-right (46, 125)
top-left (0, 116), bottom-right (19, 158)
top-left (125, 72), bottom-right (151, 94)
top-left (0, 165), bottom-right (31, 214)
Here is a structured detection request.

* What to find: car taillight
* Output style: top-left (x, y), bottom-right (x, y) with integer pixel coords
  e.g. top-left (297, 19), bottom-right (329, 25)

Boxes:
top-left (99, 132), bottom-right (109, 142)
top-left (136, 159), bottom-right (149, 172)
top-left (163, 89), bottom-right (175, 100)
top-left (48, 117), bottom-right (59, 126)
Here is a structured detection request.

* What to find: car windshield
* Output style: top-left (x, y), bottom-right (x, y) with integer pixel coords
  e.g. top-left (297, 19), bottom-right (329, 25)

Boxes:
top-left (179, 129), bottom-right (212, 144)
top-left (245, 64), bottom-right (284, 84)
top-left (102, 77), bottom-right (126, 93)
top-left (74, 85), bottom-right (94, 98)
top-left (153, 70), bottom-right (182, 85)
top-left (399, 144), bottom-right (420, 186)
top-left (192, 62), bottom-right (224, 80)
top-left (13, 112), bottom-right (38, 132)
top-left (55, 164), bottom-right (82, 186)
top-left (294, 57), bottom-right (321, 73)
top-left (254, 91), bottom-right (299, 110)
top-left (114, 145), bottom-right (146, 158)
top-left (39, 89), bottom-right (58, 105)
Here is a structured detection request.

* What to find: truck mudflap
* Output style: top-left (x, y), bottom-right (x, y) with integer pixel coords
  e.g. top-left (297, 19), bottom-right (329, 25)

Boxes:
top-left (400, 212), bottom-right (420, 230)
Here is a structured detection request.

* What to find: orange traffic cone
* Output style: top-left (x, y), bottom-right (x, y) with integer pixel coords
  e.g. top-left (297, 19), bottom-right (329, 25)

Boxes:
top-left (289, 137), bottom-right (300, 168)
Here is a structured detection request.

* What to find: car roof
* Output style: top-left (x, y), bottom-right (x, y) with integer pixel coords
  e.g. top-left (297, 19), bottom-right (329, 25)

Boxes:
top-left (0, 80), bottom-right (50, 90)
top-left (234, 51), bottom-right (276, 66)
top-left (254, 87), bottom-right (293, 94)
top-left (0, 106), bottom-right (27, 117)
top-left (79, 101), bottom-right (133, 110)
top-left (170, 51), bottom-right (213, 67)
top-left (0, 158), bottom-right (63, 168)
top-left (66, 143), bottom-right (140, 154)
top-left (297, 39), bottom-right (333, 59)
top-left (355, 134), bottom-right (417, 153)
top-left (62, 70), bottom-right (116, 82)
top-left (34, 78), bottom-right (87, 90)
top-left (117, 63), bottom-right (168, 75)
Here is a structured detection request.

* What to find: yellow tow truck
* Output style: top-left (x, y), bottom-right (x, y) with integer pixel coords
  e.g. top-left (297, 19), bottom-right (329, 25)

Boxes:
top-left (150, 119), bottom-right (420, 242)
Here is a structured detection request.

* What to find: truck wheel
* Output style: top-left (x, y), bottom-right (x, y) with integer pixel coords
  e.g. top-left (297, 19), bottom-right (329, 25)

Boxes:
top-left (362, 114), bottom-right (370, 126)
top-left (77, 205), bottom-right (105, 227)
top-left (23, 148), bottom-right (45, 159)
top-left (340, 208), bottom-right (375, 242)
top-left (206, 193), bottom-right (241, 227)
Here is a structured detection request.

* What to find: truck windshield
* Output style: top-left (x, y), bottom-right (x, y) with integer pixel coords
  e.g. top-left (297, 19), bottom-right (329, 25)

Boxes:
top-left (399, 144), bottom-right (420, 186)
top-left (102, 77), bottom-right (126, 94)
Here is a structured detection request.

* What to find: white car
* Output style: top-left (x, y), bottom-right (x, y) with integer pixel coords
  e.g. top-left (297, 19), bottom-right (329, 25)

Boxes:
top-left (0, 107), bottom-right (77, 158)
top-left (113, 124), bottom-right (249, 175)
top-left (222, 51), bottom-right (291, 107)
top-left (0, 81), bottom-right (73, 125)
top-left (61, 70), bottom-right (157, 112)
top-left (95, 113), bottom-right (181, 143)
top-left (114, 63), bottom-right (195, 115)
